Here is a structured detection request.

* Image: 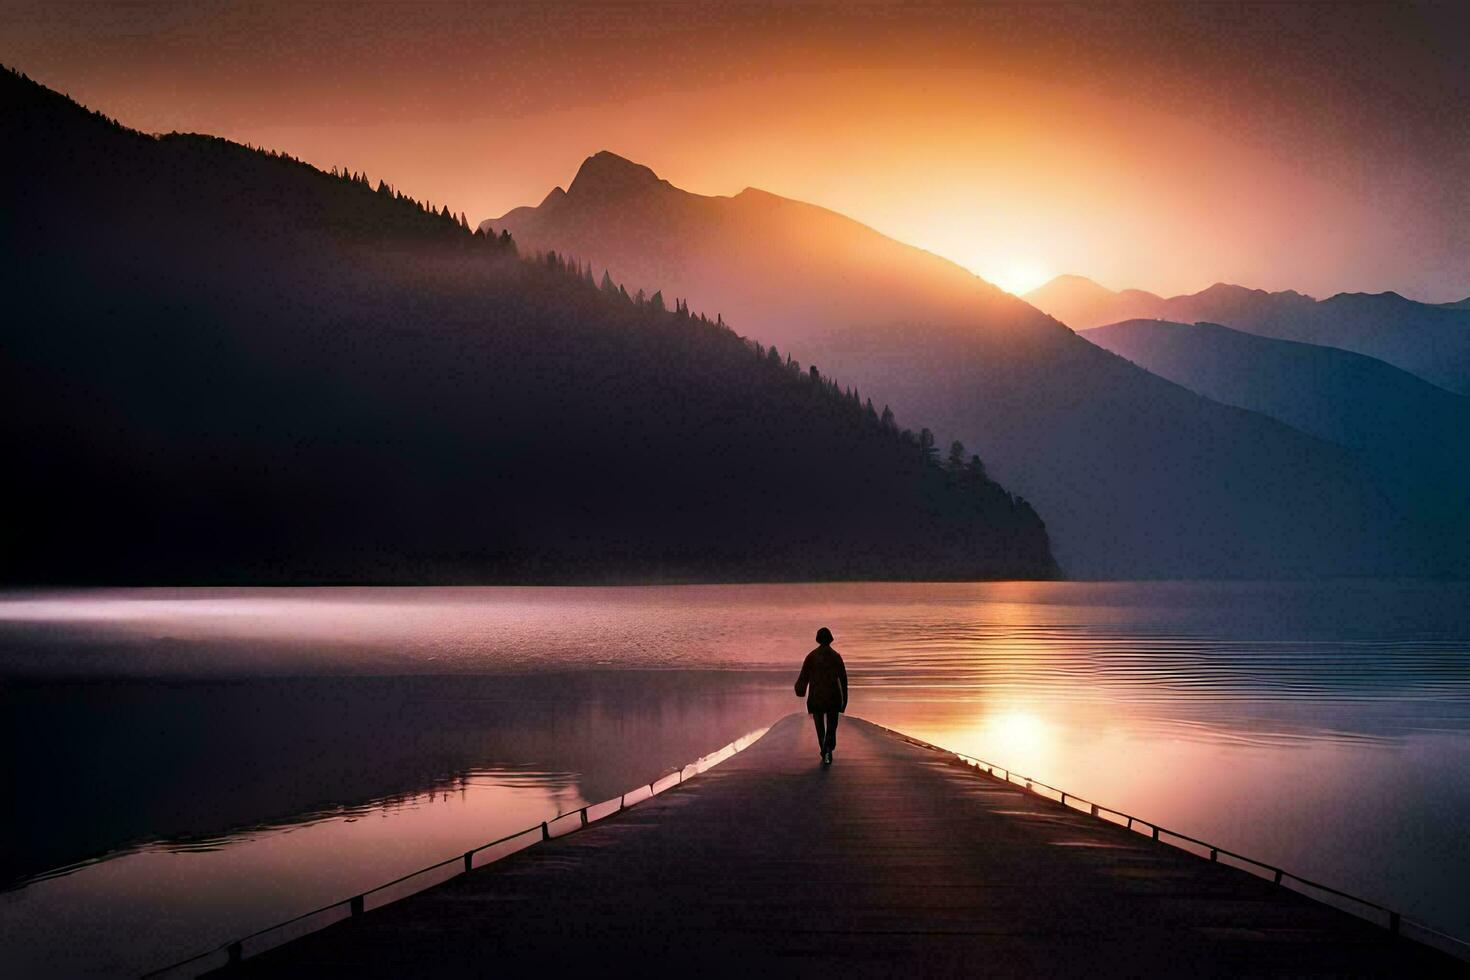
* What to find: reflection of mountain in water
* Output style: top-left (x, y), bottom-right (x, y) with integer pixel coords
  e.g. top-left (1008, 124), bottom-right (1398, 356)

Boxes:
top-left (1, 672), bottom-right (791, 886)
top-left (21, 766), bottom-right (587, 888)
top-left (162, 767), bottom-right (591, 848)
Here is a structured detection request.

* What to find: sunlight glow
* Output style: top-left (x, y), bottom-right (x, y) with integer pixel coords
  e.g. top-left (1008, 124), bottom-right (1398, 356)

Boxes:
top-left (917, 707), bottom-right (1058, 779)
top-left (985, 259), bottom-right (1052, 297)
top-left (985, 710), bottom-right (1051, 760)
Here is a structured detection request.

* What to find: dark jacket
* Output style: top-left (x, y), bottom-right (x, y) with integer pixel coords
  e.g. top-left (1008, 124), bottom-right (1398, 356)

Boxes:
top-left (795, 645), bottom-right (848, 714)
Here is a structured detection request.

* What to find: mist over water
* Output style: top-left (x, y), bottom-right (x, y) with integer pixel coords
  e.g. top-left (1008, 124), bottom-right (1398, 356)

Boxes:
top-left (2, 582), bottom-right (1468, 974)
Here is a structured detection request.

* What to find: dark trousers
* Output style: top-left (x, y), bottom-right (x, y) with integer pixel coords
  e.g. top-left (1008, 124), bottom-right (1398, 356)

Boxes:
top-left (812, 711), bottom-right (840, 753)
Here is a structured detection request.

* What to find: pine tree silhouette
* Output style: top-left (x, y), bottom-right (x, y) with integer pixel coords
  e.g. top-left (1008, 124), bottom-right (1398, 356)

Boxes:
top-left (947, 440), bottom-right (966, 471)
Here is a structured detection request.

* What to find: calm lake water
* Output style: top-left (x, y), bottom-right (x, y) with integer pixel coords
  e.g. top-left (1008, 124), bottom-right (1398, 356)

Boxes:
top-left (2, 581), bottom-right (1468, 974)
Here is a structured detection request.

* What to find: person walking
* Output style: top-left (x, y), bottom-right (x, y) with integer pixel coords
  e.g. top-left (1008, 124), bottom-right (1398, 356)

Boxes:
top-left (795, 627), bottom-right (848, 765)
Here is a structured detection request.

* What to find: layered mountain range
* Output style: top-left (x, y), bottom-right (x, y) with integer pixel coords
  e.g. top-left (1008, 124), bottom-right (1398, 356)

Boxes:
top-left (486, 152), bottom-right (1429, 578)
top-left (1028, 275), bottom-right (1470, 395)
top-left (1083, 320), bottom-right (1470, 571)
top-left (9, 67), bottom-right (1459, 583)
top-left (1, 69), bottom-right (1055, 584)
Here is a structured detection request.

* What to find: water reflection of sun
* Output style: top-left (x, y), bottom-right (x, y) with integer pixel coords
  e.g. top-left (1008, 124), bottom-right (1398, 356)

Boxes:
top-left (986, 710), bottom-right (1051, 764)
top-left (933, 708), bottom-right (1054, 777)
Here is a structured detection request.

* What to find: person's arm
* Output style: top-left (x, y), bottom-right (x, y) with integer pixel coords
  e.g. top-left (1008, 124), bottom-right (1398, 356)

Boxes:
top-left (838, 654), bottom-right (849, 711)
top-left (795, 653), bottom-right (810, 697)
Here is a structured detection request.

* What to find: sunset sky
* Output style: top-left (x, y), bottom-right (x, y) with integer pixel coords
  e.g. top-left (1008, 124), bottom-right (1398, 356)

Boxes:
top-left (6, 1), bottom-right (1466, 301)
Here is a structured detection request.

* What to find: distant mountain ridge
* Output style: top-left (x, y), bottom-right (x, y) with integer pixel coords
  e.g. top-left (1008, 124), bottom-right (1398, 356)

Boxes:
top-left (0, 68), bottom-right (1056, 584)
top-left (1082, 319), bottom-right (1470, 457)
top-left (484, 151), bottom-right (1430, 579)
top-left (1082, 319), bottom-right (1470, 574)
top-left (1028, 275), bottom-right (1470, 394)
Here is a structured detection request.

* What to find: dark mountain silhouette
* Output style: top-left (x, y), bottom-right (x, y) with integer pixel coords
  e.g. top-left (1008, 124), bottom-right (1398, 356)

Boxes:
top-left (1083, 319), bottom-right (1470, 573)
top-left (1029, 276), bottom-right (1470, 394)
top-left (0, 68), bottom-right (1056, 584)
top-left (486, 152), bottom-right (1418, 578)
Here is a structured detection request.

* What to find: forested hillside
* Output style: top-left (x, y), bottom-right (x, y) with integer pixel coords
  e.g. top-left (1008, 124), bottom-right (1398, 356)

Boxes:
top-left (0, 68), bottom-right (1056, 583)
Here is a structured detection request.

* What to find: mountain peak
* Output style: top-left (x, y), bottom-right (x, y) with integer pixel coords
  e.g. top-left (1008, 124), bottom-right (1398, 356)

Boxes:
top-left (1031, 274), bottom-right (1104, 292)
top-left (1196, 282), bottom-right (1260, 298)
top-left (567, 151), bottom-right (668, 199)
top-left (1026, 274), bottom-right (1116, 303)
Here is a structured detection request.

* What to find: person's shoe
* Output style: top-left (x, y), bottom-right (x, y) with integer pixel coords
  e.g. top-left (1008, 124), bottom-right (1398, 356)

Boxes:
top-left (822, 752), bottom-right (832, 765)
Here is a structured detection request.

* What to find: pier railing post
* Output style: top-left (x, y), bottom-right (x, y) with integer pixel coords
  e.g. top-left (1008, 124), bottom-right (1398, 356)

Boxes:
top-left (350, 895), bottom-right (364, 917)
top-left (540, 821), bottom-right (550, 841)
top-left (1389, 911), bottom-right (1401, 935)
top-left (580, 808), bottom-right (588, 827)
top-left (227, 942), bottom-right (242, 965)
top-left (464, 851), bottom-right (473, 872)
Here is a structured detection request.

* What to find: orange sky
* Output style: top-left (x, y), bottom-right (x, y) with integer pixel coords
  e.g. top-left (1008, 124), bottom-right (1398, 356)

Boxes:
top-left (5, 2), bottom-right (1466, 301)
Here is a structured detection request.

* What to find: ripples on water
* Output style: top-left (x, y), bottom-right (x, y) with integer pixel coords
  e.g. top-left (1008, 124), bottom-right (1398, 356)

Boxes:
top-left (8, 581), bottom-right (1464, 742)
top-left (1, 581), bottom-right (1467, 973)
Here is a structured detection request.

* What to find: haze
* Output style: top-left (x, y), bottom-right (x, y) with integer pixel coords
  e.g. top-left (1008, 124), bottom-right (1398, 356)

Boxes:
top-left (4, 1), bottom-right (1466, 301)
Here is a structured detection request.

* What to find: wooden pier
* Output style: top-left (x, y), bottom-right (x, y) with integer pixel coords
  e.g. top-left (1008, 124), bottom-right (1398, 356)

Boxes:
top-left (238, 714), bottom-right (1456, 976)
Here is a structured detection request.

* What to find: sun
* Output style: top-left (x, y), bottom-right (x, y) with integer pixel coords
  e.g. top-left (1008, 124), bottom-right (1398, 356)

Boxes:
top-left (984, 260), bottom-right (1052, 297)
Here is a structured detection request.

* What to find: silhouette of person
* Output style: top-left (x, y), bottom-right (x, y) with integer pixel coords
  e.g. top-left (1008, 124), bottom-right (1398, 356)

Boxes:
top-left (795, 627), bottom-right (848, 765)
